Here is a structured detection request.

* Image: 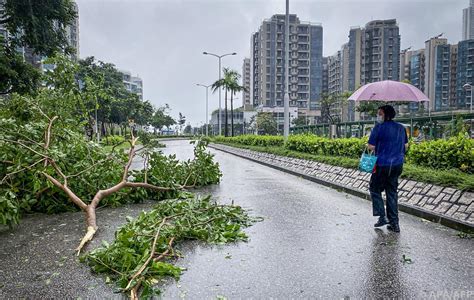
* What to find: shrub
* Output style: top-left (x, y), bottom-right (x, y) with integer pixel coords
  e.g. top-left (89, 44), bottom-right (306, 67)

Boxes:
top-left (100, 135), bottom-right (125, 145)
top-left (407, 134), bottom-right (474, 173)
top-left (286, 134), bottom-right (367, 158)
top-left (214, 135), bottom-right (284, 147)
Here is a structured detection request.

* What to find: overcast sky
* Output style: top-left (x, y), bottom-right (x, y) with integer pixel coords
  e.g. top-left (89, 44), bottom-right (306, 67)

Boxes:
top-left (76, 0), bottom-right (468, 126)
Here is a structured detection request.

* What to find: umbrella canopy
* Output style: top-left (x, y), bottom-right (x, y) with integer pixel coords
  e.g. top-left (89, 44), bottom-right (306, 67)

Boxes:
top-left (348, 80), bottom-right (430, 102)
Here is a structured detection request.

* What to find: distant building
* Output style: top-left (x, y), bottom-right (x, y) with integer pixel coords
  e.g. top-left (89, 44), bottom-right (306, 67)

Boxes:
top-left (322, 56), bottom-right (329, 95)
top-left (361, 19), bottom-right (401, 85)
top-left (121, 70), bottom-right (143, 100)
top-left (242, 58), bottom-right (252, 110)
top-left (409, 49), bottom-right (425, 92)
top-left (456, 39), bottom-right (474, 110)
top-left (210, 110), bottom-right (257, 135)
top-left (328, 20), bottom-right (400, 122)
top-left (257, 106), bottom-right (299, 131)
top-left (463, 0), bottom-right (474, 41)
top-left (67, 1), bottom-right (80, 60)
top-left (424, 36), bottom-right (448, 112)
top-left (399, 49), bottom-right (413, 82)
top-left (328, 50), bottom-right (342, 96)
top-left (250, 14), bottom-right (323, 122)
top-left (348, 27), bottom-right (363, 92)
top-left (0, 0), bottom-right (6, 40)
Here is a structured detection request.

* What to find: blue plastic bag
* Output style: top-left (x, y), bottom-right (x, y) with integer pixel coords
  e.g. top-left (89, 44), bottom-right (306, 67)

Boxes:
top-left (359, 149), bottom-right (377, 173)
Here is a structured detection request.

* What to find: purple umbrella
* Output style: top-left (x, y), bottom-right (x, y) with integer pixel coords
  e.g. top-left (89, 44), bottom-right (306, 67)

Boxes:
top-left (348, 80), bottom-right (430, 102)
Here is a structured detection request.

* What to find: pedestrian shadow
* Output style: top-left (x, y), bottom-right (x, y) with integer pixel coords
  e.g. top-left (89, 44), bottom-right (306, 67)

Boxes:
top-left (363, 228), bottom-right (408, 298)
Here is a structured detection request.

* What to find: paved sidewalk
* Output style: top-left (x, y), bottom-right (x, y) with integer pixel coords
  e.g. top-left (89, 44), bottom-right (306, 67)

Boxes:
top-left (210, 143), bottom-right (474, 231)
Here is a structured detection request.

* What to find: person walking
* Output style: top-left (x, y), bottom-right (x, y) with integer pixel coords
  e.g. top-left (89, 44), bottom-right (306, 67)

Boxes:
top-left (368, 105), bottom-right (408, 232)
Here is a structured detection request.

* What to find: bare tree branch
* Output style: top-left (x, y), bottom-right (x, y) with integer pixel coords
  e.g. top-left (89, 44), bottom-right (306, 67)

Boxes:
top-left (41, 172), bottom-right (87, 210)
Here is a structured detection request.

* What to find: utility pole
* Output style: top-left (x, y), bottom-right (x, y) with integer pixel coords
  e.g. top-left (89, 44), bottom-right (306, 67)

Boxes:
top-left (283, 0), bottom-right (290, 140)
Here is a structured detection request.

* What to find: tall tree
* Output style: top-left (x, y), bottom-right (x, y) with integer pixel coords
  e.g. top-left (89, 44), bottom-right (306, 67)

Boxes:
top-left (320, 92), bottom-right (351, 124)
top-left (256, 112), bottom-right (278, 135)
top-left (228, 73), bottom-right (248, 137)
top-left (178, 112), bottom-right (186, 134)
top-left (0, 0), bottom-right (78, 96)
top-left (0, 36), bottom-right (41, 95)
top-left (211, 68), bottom-right (239, 137)
top-left (163, 115), bottom-right (176, 132)
top-left (1, 0), bottom-right (78, 56)
top-left (292, 116), bottom-right (308, 127)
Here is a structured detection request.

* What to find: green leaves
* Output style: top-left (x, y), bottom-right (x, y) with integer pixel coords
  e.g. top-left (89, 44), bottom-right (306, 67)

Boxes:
top-left (401, 254), bottom-right (413, 264)
top-left (83, 194), bottom-right (259, 297)
top-left (407, 134), bottom-right (473, 173)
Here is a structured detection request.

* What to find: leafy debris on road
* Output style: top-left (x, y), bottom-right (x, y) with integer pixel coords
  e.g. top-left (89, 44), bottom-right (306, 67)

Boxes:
top-left (82, 194), bottom-right (261, 299)
top-left (401, 254), bottom-right (413, 264)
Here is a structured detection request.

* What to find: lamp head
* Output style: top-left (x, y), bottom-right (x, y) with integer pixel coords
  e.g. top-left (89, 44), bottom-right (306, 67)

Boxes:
top-left (203, 52), bottom-right (208, 55)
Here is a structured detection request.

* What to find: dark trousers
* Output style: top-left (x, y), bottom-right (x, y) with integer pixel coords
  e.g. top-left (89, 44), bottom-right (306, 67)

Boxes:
top-left (369, 164), bottom-right (403, 225)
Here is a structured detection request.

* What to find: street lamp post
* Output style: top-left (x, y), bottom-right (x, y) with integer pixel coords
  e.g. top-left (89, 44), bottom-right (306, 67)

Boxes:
top-left (196, 83), bottom-right (212, 136)
top-left (283, 0), bottom-right (290, 140)
top-left (203, 51), bottom-right (237, 136)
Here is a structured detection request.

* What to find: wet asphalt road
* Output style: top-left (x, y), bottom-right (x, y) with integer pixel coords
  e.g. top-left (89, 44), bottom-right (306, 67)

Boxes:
top-left (0, 139), bottom-right (473, 299)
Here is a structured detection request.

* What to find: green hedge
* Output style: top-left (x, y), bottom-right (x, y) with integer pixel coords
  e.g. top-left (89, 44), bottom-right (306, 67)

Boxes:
top-left (286, 135), bottom-right (367, 158)
top-left (213, 134), bottom-right (474, 173)
top-left (407, 134), bottom-right (474, 173)
top-left (213, 135), bottom-right (284, 147)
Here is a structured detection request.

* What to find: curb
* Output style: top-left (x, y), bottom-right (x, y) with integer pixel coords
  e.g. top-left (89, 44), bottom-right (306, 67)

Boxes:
top-left (209, 144), bottom-right (474, 233)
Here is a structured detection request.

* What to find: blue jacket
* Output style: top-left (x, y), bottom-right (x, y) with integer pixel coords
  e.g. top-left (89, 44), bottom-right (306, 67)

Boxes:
top-left (368, 121), bottom-right (408, 167)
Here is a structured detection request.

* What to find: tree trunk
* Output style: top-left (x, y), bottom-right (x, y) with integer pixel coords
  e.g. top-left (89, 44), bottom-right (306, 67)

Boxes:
top-left (230, 92), bottom-right (234, 137)
top-left (224, 88), bottom-right (228, 137)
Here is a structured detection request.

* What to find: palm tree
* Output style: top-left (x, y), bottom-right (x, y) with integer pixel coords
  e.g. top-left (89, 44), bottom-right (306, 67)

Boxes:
top-left (211, 68), bottom-right (237, 136)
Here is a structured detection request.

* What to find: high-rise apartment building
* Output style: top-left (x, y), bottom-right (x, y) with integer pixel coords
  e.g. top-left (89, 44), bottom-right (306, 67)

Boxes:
top-left (407, 49), bottom-right (425, 92)
top-left (361, 19), bottom-right (401, 85)
top-left (456, 39), bottom-right (474, 109)
top-left (433, 44), bottom-right (454, 111)
top-left (332, 21), bottom-right (399, 121)
top-left (67, 1), bottom-right (80, 60)
top-left (424, 36), bottom-right (448, 112)
top-left (0, 0), bottom-right (6, 40)
top-left (399, 49), bottom-right (413, 82)
top-left (348, 27), bottom-right (363, 92)
top-left (463, 0), bottom-right (474, 41)
top-left (250, 14), bottom-right (323, 120)
top-left (328, 50), bottom-right (342, 95)
top-left (242, 58), bottom-right (251, 109)
top-left (322, 56), bottom-right (329, 95)
top-left (449, 44), bottom-right (458, 107)
top-left (121, 70), bottom-right (143, 100)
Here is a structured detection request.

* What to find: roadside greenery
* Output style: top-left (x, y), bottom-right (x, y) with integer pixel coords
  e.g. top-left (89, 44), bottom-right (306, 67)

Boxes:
top-left (82, 194), bottom-right (259, 298)
top-left (214, 134), bottom-right (473, 174)
top-left (212, 138), bottom-right (474, 191)
top-left (407, 134), bottom-right (473, 173)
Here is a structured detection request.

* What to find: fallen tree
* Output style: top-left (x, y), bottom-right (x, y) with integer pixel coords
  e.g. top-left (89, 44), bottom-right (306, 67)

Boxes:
top-left (1, 96), bottom-right (221, 253)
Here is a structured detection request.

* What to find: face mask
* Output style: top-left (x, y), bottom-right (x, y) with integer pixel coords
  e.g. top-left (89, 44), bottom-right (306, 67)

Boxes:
top-left (376, 115), bottom-right (384, 123)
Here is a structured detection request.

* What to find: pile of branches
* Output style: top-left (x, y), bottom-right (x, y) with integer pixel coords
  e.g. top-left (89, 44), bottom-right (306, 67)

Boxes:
top-left (83, 194), bottom-right (259, 299)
